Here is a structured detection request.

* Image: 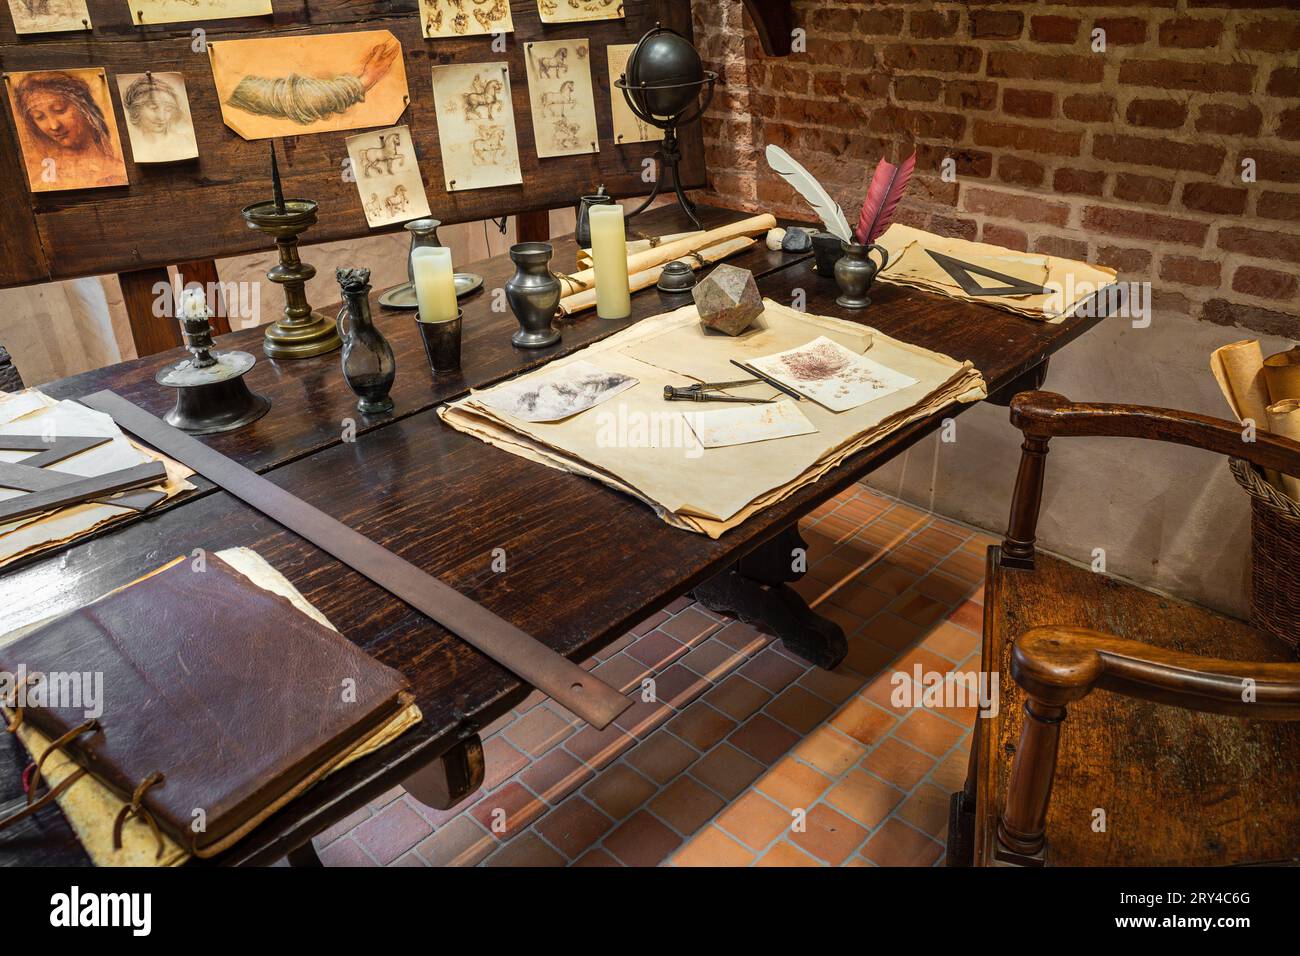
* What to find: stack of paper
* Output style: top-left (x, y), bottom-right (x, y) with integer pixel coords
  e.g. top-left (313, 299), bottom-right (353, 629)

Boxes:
top-left (439, 300), bottom-right (986, 538)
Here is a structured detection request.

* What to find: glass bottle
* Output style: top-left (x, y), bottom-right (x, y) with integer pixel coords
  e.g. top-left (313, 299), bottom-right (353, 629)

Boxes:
top-left (335, 268), bottom-right (396, 415)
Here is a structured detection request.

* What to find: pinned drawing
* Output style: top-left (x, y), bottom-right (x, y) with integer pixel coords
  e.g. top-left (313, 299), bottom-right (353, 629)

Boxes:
top-left (6, 68), bottom-right (128, 192)
top-left (525, 39), bottom-right (599, 158)
top-left (345, 124), bottom-right (431, 228)
top-left (606, 43), bottom-right (662, 145)
top-left (6, 0), bottom-right (91, 33)
top-left (209, 31), bottom-right (409, 140)
top-left (431, 62), bottom-right (522, 191)
top-left (115, 72), bottom-right (199, 163)
top-left (418, 0), bottom-right (513, 38)
top-left (536, 0), bottom-right (623, 24)
top-left (748, 337), bottom-right (918, 413)
top-left (129, 0), bottom-right (271, 24)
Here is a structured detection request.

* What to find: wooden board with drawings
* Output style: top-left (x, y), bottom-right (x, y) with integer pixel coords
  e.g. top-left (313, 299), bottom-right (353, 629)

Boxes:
top-left (0, 0), bottom-right (705, 289)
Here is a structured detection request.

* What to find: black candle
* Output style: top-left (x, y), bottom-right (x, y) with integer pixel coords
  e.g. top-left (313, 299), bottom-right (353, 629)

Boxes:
top-left (269, 140), bottom-right (286, 214)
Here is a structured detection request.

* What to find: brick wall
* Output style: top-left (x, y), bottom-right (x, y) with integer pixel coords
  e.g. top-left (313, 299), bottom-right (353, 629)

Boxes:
top-left (691, 0), bottom-right (1300, 337)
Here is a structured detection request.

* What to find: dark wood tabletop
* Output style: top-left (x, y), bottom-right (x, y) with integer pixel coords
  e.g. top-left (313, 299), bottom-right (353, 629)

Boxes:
top-left (0, 204), bottom-right (1111, 865)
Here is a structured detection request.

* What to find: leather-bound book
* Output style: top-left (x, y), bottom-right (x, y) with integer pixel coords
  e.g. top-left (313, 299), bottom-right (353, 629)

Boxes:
top-left (0, 556), bottom-right (410, 858)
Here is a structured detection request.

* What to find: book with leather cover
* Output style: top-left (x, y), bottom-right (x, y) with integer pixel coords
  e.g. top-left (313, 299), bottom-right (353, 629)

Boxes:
top-left (0, 556), bottom-right (410, 857)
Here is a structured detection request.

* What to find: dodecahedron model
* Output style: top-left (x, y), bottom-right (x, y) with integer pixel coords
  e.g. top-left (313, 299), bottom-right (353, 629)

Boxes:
top-left (693, 264), bottom-right (763, 336)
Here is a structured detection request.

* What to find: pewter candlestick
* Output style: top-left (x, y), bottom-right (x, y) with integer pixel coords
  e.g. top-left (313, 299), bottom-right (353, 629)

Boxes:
top-left (240, 142), bottom-right (341, 360)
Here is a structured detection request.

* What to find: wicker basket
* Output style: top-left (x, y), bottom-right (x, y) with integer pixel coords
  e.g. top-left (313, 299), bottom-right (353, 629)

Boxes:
top-left (1229, 458), bottom-right (1300, 653)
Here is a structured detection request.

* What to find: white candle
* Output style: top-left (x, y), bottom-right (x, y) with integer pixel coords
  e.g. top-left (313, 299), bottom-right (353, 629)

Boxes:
top-left (589, 205), bottom-right (631, 320)
top-left (411, 246), bottom-right (458, 323)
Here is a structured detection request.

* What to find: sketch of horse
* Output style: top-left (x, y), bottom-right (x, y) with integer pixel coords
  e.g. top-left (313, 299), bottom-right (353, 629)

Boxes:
top-left (472, 0), bottom-right (506, 31)
top-left (360, 133), bottom-right (404, 177)
top-left (472, 125), bottom-right (507, 166)
top-left (364, 192), bottom-right (384, 220)
top-left (552, 118), bottom-right (581, 151)
top-left (383, 185), bottom-right (411, 217)
top-left (541, 81), bottom-right (576, 118)
top-left (463, 75), bottom-right (504, 120)
top-left (538, 48), bottom-right (569, 80)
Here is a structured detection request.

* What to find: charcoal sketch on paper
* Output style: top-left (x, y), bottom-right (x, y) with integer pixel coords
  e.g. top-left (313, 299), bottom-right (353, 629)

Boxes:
top-left (476, 361), bottom-right (637, 423)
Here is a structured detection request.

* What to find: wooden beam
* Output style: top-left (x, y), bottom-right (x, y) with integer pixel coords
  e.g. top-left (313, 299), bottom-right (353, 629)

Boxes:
top-left (118, 267), bottom-right (181, 358)
top-left (516, 209), bottom-right (551, 244)
top-left (741, 0), bottom-right (796, 57)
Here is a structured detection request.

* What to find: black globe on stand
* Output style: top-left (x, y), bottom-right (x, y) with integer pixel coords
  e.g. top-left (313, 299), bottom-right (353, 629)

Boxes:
top-left (615, 25), bottom-right (717, 231)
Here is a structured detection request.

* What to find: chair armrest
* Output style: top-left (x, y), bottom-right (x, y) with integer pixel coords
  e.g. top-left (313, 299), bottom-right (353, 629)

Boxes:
top-left (1010, 391), bottom-right (1300, 477)
top-left (1012, 625), bottom-right (1300, 719)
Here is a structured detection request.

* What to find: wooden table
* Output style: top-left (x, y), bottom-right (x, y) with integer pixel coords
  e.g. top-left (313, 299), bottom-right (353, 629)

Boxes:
top-left (0, 204), bottom-right (1110, 866)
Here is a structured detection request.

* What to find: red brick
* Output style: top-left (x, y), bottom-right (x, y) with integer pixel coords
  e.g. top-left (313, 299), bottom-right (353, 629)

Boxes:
top-left (917, 144), bottom-right (992, 178)
top-left (1118, 59), bottom-right (1254, 94)
top-left (928, 213), bottom-right (978, 241)
top-left (910, 10), bottom-right (959, 38)
top-left (859, 8), bottom-right (905, 35)
top-left (1031, 235), bottom-right (1088, 260)
top-left (1082, 206), bottom-right (1209, 245)
top-left (1245, 150), bottom-right (1300, 185)
top-left (1181, 182), bottom-right (1248, 215)
top-left (1201, 300), bottom-right (1298, 339)
top-left (1003, 88), bottom-right (1054, 119)
top-left (1097, 245), bottom-right (1153, 274)
top-left (1094, 17), bottom-right (1146, 45)
top-left (1196, 104), bottom-right (1262, 137)
top-left (883, 43), bottom-right (982, 74)
top-left (1029, 15), bottom-right (1079, 44)
top-left (1236, 19), bottom-right (1300, 52)
top-left (1158, 17), bottom-right (1224, 48)
top-left (1218, 228), bottom-right (1300, 265)
top-left (805, 6), bottom-right (857, 34)
top-left (1113, 172), bottom-right (1174, 205)
top-left (981, 224), bottom-right (1029, 251)
top-left (1159, 255), bottom-right (1221, 287)
top-left (970, 10), bottom-right (1023, 39)
top-left (943, 80), bottom-right (997, 111)
top-left (973, 120), bottom-right (1082, 157)
top-left (1053, 168), bottom-right (1106, 196)
top-left (1062, 93), bottom-right (1115, 123)
top-left (1280, 109), bottom-right (1300, 141)
top-left (1258, 191), bottom-right (1300, 222)
top-left (1093, 134), bottom-right (1224, 175)
top-left (996, 155), bottom-right (1045, 187)
top-left (963, 187), bottom-right (1070, 226)
top-left (987, 51), bottom-right (1103, 84)
top-left (1233, 266), bottom-right (1298, 300)
top-left (1269, 68), bottom-right (1300, 97)
top-left (867, 106), bottom-right (965, 140)
top-left (893, 75), bottom-right (941, 103)
top-left (1125, 98), bottom-right (1187, 130)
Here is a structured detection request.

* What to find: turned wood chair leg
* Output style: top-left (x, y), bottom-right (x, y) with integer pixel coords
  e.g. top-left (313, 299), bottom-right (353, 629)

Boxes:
top-left (1000, 435), bottom-right (1050, 570)
top-left (996, 696), bottom-right (1066, 863)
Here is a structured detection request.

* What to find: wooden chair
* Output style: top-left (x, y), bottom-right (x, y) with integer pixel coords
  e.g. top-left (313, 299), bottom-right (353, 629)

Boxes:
top-left (950, 391), bottom-right (1300, 867)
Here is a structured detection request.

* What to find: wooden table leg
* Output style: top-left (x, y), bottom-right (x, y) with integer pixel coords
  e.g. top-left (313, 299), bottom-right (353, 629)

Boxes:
top-left (402, 735), bottom-right (485, 811)
top-left (286, 841), bottom-right (324, 867)
top-left (986, 358), bottom-right (1049, 408)
top-left (693, 525), bottom-right (847, 669)
top-left (946, 714), bottom-right (980, 866)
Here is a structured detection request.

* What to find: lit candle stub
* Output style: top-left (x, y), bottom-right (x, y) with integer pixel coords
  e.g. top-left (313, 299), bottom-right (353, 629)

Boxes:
top-left (411, 247), bottom-right (458, 323)
top-left (589, 204), bottom-right (631, 320)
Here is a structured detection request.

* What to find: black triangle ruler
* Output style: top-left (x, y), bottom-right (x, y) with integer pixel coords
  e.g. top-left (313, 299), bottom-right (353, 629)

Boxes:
top-left (926, 249), bottom-right (1050, 297)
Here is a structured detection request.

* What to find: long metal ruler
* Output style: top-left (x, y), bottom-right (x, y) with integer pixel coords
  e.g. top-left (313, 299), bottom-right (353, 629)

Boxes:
top-left (81, 390), bottom-right (630, 729)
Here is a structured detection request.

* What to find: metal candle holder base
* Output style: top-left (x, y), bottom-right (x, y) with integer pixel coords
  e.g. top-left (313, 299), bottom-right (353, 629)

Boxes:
top-left (416, 310), bottom-right (463, 375)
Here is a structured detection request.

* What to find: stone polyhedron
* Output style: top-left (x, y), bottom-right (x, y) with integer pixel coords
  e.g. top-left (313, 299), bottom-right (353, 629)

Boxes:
top-left (693, 263), bottom-right (763, 336)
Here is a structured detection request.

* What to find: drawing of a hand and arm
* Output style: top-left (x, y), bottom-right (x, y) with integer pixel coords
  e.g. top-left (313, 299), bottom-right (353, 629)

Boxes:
top-left (226, 40), bottom-right (400, 124)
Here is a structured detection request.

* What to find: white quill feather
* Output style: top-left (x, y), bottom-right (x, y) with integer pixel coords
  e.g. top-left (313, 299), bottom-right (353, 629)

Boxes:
top-left (764, 144), bottom-right (853, 242)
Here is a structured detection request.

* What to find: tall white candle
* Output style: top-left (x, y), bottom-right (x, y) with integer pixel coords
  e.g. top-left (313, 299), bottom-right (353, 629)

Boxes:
top-left (411, 247), bottom-right (458, 323)
top-left (589, 205), bottom-right (631, 320)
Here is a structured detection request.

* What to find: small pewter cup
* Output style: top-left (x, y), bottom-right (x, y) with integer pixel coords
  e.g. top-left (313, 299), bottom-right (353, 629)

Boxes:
top-left (416, 309), bottom-right (463, 374)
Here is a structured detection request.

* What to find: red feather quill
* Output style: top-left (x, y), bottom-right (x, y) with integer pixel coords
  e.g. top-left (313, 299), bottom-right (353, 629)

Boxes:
top-left (855, 152), bottom-right (916, 245)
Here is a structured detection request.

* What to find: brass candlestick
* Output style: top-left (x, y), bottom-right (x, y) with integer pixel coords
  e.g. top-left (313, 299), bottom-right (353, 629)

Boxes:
top-left (241, 142), bottom-right (341, 360)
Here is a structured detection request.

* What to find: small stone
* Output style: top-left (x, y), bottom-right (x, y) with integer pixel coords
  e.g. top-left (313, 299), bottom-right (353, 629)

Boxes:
top-left (765, 227), bottom-right (786, 251)
top-left (781, 226), bottom-right (812, 252)
top-left (693, 264), bottom-right (763, 336)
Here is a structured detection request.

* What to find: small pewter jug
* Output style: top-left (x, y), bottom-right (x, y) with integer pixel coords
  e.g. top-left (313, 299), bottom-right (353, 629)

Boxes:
top-left (336, 268), bottom-right (396, 414)
top-left (506, 242), bottom-right (562, 349)
top-left (834, 242), bottom-right (890, 310)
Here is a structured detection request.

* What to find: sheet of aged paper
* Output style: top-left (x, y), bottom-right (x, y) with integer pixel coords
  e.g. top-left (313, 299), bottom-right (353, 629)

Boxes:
top-left (5, 68), bottom-right (128, 191)
top-left (430, 61), bottom-right (522, 191)
top-left (606, 43), bottom-right (662, 145)
top-left (525, 38), bottom-right (599, 158)
top-left (209, 30), bottom-right (409, 140)
top-left (115, 72), bottom-right (199, 163)
top-left (6, 0), bottom-right (90, 33)
top-left (537, 0), bottom-right (623, 24)
top-left (131, 0), bottom-right (271, 24)
top-left (345, 124), bottom-right (432, 228)
top-left (418, 0), bottom-right (513, 38)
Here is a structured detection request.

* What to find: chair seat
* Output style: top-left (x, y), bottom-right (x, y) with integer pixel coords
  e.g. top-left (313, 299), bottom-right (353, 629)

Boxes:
top-left (976, 546), bottom-right (1300, 867)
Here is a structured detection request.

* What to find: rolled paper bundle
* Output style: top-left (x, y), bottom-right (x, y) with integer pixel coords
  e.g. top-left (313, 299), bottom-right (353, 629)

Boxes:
top-left (1210, 339), bottom-right (1271, 425)
top-left (557, 214), bottom-right (778, 297)
top-left (577, 230), bottom-right (703, 269)
top-left (1266, 399), bottom-right (1300, 502)
top-left (559, 238), bottom-right (756, 316)
top-left (1263, 347), bottom-right (1300, 404)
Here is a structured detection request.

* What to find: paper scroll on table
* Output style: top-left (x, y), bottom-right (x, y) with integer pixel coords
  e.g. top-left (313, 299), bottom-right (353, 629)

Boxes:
top-left (1211, 341), bottom-right (1300, 501)
top-left (440, 299), bottom-right (986, 538)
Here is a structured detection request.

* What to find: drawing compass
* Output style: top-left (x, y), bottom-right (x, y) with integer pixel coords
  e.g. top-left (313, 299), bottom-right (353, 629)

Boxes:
top-left (663, 378), bottom-right (773, 403)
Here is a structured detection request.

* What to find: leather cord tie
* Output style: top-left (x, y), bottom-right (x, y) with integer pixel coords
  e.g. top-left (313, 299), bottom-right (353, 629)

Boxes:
top-left (28, 718), bottom-right (99, 806)
top-left (112, 771), bottom-right (166, 860)
top-left (3, 673), bottom-right (39, 733)
top-left (0, 718), bottom-right (98, 834)
top-left (0, 768), bottom-right (86, 833)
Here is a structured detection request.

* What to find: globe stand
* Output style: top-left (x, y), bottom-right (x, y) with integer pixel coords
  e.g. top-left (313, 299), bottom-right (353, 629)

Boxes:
top-left (625, 127), bottom-right (702, 231)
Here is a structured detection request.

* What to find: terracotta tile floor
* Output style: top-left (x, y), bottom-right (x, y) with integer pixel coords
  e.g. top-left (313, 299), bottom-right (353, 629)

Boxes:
top-left (314, 482), bottom-right (994, 867)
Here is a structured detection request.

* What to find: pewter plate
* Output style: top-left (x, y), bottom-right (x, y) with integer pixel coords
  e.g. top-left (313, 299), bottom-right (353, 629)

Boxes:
top-left (379, 273), bottom-right (484, 310)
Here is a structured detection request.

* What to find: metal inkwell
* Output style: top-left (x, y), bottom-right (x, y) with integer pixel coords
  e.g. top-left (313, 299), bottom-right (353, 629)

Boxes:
top-left (154, 288), bottom-right (270, 434)
top-left (656, 260), bottom-right (697, 294)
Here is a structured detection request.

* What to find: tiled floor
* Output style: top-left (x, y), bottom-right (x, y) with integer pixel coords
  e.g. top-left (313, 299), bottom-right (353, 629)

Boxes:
top-left (313, 482), bottom-right (994, 867)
